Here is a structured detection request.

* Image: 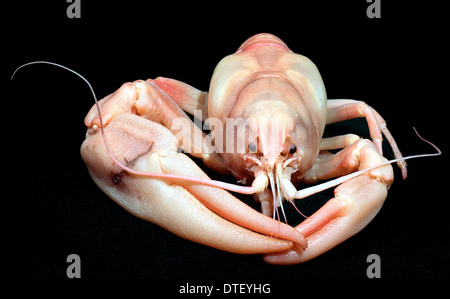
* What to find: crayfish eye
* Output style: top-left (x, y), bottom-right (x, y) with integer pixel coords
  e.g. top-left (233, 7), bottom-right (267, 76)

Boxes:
top-left (289, 144), bottom-right (297, 154)
top-left (249, 141), bottom-right (257, 153)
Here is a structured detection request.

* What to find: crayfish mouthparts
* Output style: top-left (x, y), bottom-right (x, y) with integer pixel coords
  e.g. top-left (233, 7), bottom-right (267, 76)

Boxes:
top-left (250, 160), bottom-right (300, 219)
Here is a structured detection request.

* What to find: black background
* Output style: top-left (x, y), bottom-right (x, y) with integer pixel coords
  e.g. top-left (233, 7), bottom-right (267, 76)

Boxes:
top-left (3, 0), bottom-right (448, 285)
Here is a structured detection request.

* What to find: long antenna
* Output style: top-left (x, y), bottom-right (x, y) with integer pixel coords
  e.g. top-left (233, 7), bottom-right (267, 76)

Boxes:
top-left (11, 61), bottom-right (257, 195)
top-left (293, 128), bottom-right (441, 200)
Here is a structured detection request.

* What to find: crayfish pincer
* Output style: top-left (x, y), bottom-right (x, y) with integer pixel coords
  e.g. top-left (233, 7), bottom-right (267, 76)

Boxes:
top-left (13, 34), bottom-right (441, 264)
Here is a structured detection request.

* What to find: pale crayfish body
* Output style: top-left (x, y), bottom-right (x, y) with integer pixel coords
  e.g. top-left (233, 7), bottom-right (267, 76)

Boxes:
top-left (14, 34), bottom-right (440, 265)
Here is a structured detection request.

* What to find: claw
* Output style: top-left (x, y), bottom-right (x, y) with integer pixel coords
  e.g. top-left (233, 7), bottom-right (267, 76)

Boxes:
top-left (264, 140), bottom-right (393, 264)
top-left (160, 154), bottom-right (307, 249)
top-left (81, 114), bottom-right (298, 254)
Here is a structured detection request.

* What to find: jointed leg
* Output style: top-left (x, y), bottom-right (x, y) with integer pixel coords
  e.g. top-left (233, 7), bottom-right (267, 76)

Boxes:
top-left (151, 77), bottom-right (209, 121)
top-left (303, 139), bottom-right (367, 183)
top-left (319, 134), bottom-right (360, 151)
top-left (327, 99), bottom-right (407, 179)
top-left (85, 80), bottom-right (229, 174)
